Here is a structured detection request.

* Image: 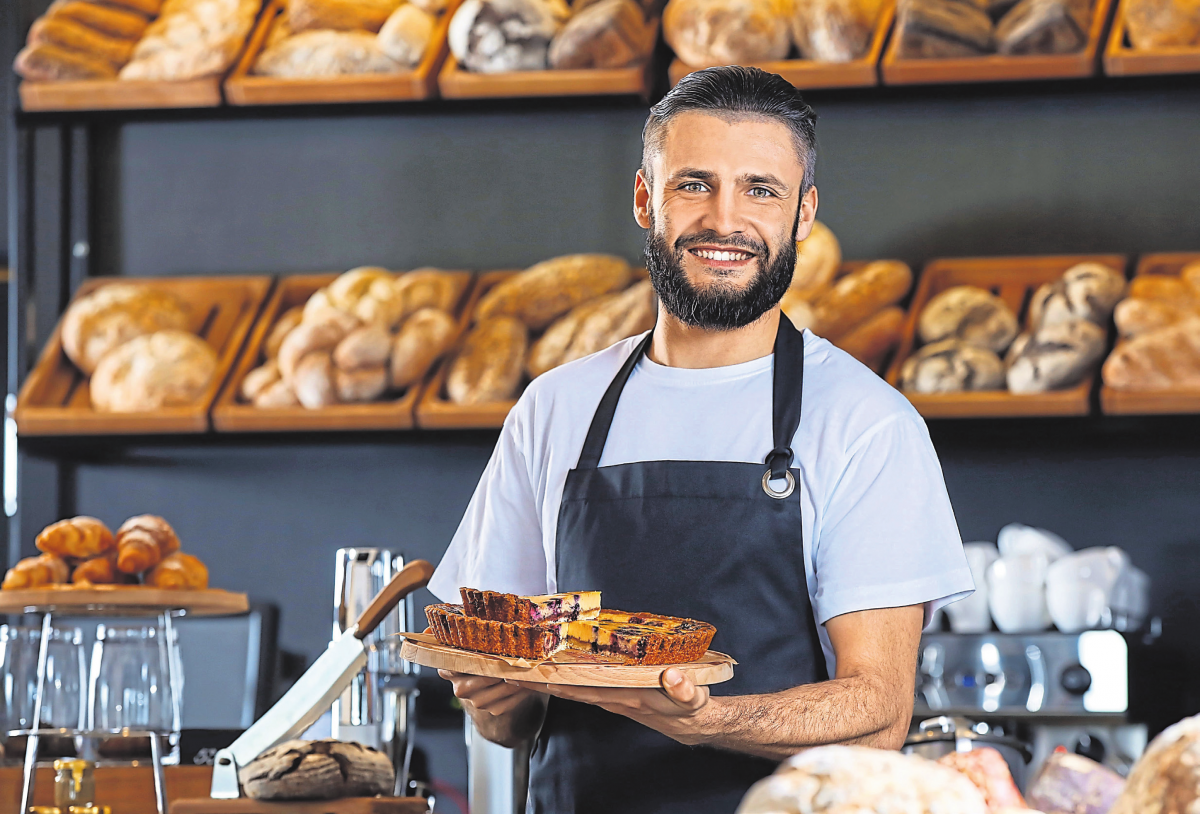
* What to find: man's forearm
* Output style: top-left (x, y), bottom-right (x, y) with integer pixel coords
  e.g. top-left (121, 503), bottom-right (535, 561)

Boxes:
top-left (469, 693), bottom-right (547, 748)
top-left (694, 673), bottom-right (910, 760)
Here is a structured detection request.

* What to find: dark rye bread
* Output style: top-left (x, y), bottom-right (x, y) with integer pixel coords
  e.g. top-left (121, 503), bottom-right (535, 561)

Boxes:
top-left (897, 0), bottom-right (996, 56)
top-left (426, 603), bottom-right (567, 660)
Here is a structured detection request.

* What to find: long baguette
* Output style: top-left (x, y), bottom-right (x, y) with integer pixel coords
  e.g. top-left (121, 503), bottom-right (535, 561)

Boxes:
top-left (812, 260), bottom-right (912, 340)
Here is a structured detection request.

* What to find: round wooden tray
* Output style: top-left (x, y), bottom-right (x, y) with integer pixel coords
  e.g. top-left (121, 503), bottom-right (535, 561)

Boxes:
top-left (0, 585), bottom-right (250, 616)
top-left (400, 635), bottom-right (735, 687)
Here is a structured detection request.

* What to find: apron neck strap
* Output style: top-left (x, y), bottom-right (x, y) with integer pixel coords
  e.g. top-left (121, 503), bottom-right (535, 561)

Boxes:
top-left (576, 315), bottom-right (807, 473)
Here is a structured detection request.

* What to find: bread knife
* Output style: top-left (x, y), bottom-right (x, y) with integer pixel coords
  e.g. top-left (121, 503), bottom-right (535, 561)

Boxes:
top-left (210, 558), bottom-right (435, 798)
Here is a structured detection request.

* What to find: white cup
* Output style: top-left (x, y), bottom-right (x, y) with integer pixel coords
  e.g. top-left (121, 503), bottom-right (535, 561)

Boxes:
top-left (987, 554), bottom-right (1052, 633)
top-left (997, 523), bottom-right (1073, 562)
top-left (1046, 547), bottom-right (1129, 632)
top-left (946, 542), bottom-right (999, 633)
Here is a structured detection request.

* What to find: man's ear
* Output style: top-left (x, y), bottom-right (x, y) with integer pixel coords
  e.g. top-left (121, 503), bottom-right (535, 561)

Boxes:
top-left (794, 185), bottom-right (819, 242)
top-left (633, 170), bottom-right (652, 229)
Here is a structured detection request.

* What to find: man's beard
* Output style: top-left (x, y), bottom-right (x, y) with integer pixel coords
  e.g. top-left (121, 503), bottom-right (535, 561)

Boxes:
top-left (645, 208), bottom-right (799, 331)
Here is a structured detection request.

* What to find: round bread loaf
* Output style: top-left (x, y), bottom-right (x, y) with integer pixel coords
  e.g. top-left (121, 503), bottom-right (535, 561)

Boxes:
top-left (1028, 262), bottom-right (1125, 330)
top-left (378, 4), bottom-right (436, 67)
top-left (240, 739), bottom-right (394, 801)
top-left (663, 0), bottom-right (792, 66)
top-left (62, 284), bottom-right (190, 375)
top-left (89, 330), bottom-right (217, 413)
top-left (900, 338), bottom-right (1005, 393)
top-left (549, 0), bottom-right (655, 68)
top-left (918, 285), bottom-right (1019, 353)
top-left (791, 0), bottom-right (884, 62)
top-left (1006, 318), bottom-right (1105, 394)
top-left (449, 0), bottom-right (571, 72)
top-left (1109, 713), bottom-right (1200, 814)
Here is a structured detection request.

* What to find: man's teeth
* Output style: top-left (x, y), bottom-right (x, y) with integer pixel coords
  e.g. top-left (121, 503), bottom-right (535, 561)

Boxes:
top-left (693, 249), bottom-right (752, 261)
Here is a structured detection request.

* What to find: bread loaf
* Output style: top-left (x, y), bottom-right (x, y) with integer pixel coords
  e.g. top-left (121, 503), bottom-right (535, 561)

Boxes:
top-left (1114, 297), bottom-right (1194, 339)
top-left (1005, 318), bottom-right (1105, 393)
top-left (90, 331), bottom-right (218, 413)
top-left (1029, 262), bottom-right (1126, 329)
top-left (254, 378), bottom-right (300, 408)
top-left (61, 284), bottom-right (190, 375)
top-left (549, 0), bottom-right (655, 68)
top-left (102, 0), bottom-right (165, 16)
top-left (145, 552), bottom-right (209, 590)
top-left (412, 0), bottom-right (451, 12)
top-left (832, 305), bottom-right (904, 368)
top-left (811, 260), bottom-right (913, 339)
top-left (900, 339), bottom-right (1006, 392)
top-left (242, 361), bottom-right (281, 403)
top-left (447, 317), bottom-right (528, 404)
top-left (335, 366), bottom-right (389, 402)
top-left (278, 319), bottom-right (352, 380)
top-left (477, 255), bottom-right (633, 329)
top-left (292, 352), bottom-right (338, 408)
top-left (1125, 0), bottom-right (1200, 48)
top-left (115, 514), bottom-right (181, 574)
top-left (917, 285), bottom-right (1019, 352)
top-left (14, 41), bottom-right (118, 80)
top-left (378, 4), bottom-right (435, 67)
top-left (1102, 318), bottom-right (1200, 390)
top-left (937, 748), bottom-right (1026, 810)
top-left (663, 0), bottom-right (792, 66)
top-left (790, 221), bottom-right (841, 300)
top-left (791, 0), bottom-right (885, 62)
top-left (393, 270), bottom-right (463, 319)
top-left (256, 29), bottom-right (401, 76)
top-left (47, 1), bottom-right (151, 40)
top-left (3, 553), bottom-right (71, 590)
top-left (240, 739), bottom-right (393, 801)
top-left (1108, 714), bottom-right (1200, 814)
top-left (1026, 752), bottom-right (1125, 814)
top-left (1128, 274), bottom-right (1196, 305)
top-left (390, 308), bottom-right (458, 389)
top-left (1182, 261), bottom-right (1200, 295)
top-left (562, 280), bottom-right (656, 365)
top-left (328, 267), bottom-right (392, 312)
top-left (528, 295), bottom-right (617, 378)
top-left (121, 0), bottom-right (260, 81)
top-left (287, 0), bottom-right (403, 32)
top-left (996, 0), bottom-right (1089, 53)
top-left (37, 516), bottom-right (116, 559)
top-left (896, 0), bottom-right (995, 57)
top-left (449, 0), bottom-right (571, 72)
top-left (28, 18), bottom-right (137, 68)
top-left (265, 307), bottom-right (304, 359)
top-left (333, 325), bottom-right (392, 370)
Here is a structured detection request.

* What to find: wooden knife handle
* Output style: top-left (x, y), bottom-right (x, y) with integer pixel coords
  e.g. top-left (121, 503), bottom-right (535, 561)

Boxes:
top-left (355, 559), bottom-right (434, 639)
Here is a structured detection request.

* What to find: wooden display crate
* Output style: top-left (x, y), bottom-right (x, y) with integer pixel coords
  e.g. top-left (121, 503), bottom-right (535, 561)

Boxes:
top-left (885, 254), bottom-right (1127, 418)
top-left (437, 21), bottom-right (660, 100)
top-left (1100, 252), bottom-right (1200, 415)
top-left (881, 0), bottom-right (1114, 85)
top-left (668, 5), bottom-right (894, 90)
top-left (225, 0), bottom-right (457, 105)
top-left (211, 271), bottom-right (472, 432)
top-left (14, 275), bottom-right (272, 436)
top-left (1103, 0), bottom-right (1200, 76)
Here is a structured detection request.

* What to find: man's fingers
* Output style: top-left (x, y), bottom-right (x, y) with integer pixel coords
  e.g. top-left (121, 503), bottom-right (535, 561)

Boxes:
top-left (660, 668), bottom-right (704, 708)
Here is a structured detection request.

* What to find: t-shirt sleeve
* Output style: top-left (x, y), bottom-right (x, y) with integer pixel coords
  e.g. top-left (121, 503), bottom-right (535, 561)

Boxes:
top-left (812, 413), bottom-right (974, 628)
top-left (427, 412), bottom-right (549, 603)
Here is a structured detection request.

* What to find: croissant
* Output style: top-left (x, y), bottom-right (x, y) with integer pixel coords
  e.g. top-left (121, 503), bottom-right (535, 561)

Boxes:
top-left (72, 553), bottom-right (123, 585)
top-left (115, 515), bottom-right (181, 574)
top-left (145, 552), bottom-right (208, 590)
top-left (36, 516), bottom-right (115, 559)
top-left (3, 553), bottom-right (70, 589)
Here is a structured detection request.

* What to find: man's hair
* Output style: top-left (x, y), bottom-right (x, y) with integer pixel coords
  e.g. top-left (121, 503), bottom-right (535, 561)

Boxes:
top-left (642, 66), bottom-right (818, 194)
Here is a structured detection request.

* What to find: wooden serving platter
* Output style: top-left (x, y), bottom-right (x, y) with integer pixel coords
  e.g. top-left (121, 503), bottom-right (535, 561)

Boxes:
top-left (881, 0), bottom-right (1114, 85)
top-left (14, 276), bottom-right (272, 436)
top-left (401, 634), bottom-right (735, 687)
top-left (1100, 252), bottom-right (1200, 415)
top-left (0, 585), bottom-right (249, 616)
top-left (668, 5), bottom-right (894, 90)
top-left (885, 254), bottom-right (1127, 418)
top-left (212, 271), bottom-right (472, 433)
top-left (224, 0), bottom-right (458, 106)
top-left (173, 798), bottom-right (429, 813)
top-left (437, 23), bottom-right (660, 101)
top-left (1103, 0), bottom-right (1200, 76)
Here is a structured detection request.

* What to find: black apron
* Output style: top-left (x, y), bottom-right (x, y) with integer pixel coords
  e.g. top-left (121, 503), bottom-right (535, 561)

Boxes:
top-left (528, 315), bottom-right (827, 814)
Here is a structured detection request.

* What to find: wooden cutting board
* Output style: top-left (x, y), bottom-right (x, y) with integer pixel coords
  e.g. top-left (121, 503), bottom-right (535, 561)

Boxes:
top-left (172, 798), bottom-right (428, 813)
top-left (0, 586), bottom-right (249, 616)
top-left (400, 633), bottom-right (735, 687)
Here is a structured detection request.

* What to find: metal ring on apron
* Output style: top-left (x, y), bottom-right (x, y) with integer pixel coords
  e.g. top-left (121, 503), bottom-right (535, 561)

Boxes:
top-left (761, 469), bottom-right (796, 499)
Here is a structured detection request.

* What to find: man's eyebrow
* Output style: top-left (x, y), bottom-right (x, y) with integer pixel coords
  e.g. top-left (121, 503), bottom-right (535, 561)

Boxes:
top-left (668, 168), bottom-right (718, 183)
top-left (740, 173), bottom-right (790, 191)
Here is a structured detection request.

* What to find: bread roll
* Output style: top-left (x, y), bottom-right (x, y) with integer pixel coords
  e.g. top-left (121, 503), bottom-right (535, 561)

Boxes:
top-left (995, 0), bottom-right (1089, 54)
top-left (266, 307), bottom-right (304, 359)
top-left (378, 4), bottom-right (435, 66)
top-left (1114, 297), bottom-right (1194, 339)
top-left (28, 18), bottom-right (137, 68)
top-left (287, 0), bottom-right (403, 32)
top-left (1102, 318), bottom-right (1200, 390)
top-left (61, 284), bottom-right (190, 375)
top-left (791, 0), bottom-right (885, 62)
top-left (390, 308), bottom-right (458, 389)
top-left (14, 41), bottom-right (118, 80)
top-left (3, 553), bottom-right (70, 590)
top-left (145, 552), bottom-right (209, 590)
top-left (918, 285), bottom-right (1019, 352)
top-left (811, 260), bottom-right (913, 339)
top-left (1125, 0), bottom-right (1200, 48)
top-left (1028, 262), bottom-right (1126, 330)
top-left (37, 516), bottom-right (115, 558)
top-left (1182, 261), bottom-right (1200, 295)
top-left (255, 378), bottom-right (300, 408)
top-left (293, 352), bottom-right (338, 409)
top-left (72, 553), bottom-right (121, 586)
top-left (790, 221), bottom-right (841, 300)
top-left (832, 305), bottom-right (905, 368)
top-left (47, 1), bottom-right (151, 40)
top-left (449, 0), bottom-right (571, 72)
top-left (549, 0), bottom-right (655, 68)
top-left (329, 267), bottom-right (393, 312)
top-left (393, 270), bottom-right (463, 319)
top-left (663, 0), bottom-right (792, 66)
top-left (335, 366), bottom-right (389, 402)
top-left (121, 0), bottom-right (260, 81)
top-left (1128, 274), bottom-right (1196, 305)
top-left (102, 0), bottom-right (165, 16)
top-left (279, 318), bottom-right (352, 380)
top-left (561, 280), bottom-right (656, 365)
top-left (334, 325), bottom-right (392, 371)
top-left (528, 295), bottom-right (619, 378)
top-left (900, 339), bottom-right (1005, 392)
top-left (447, 317), bottom-right (528, 404)
top-left (242, 361), bottom-right (281, 403)
top-left (90, 331), bottom-right (218, 413)
top-left (255, 29), bottom-right (401, 76)
top-left (477, 255), bottom-right (633, 329)
top-left (1006, 318), bottom-right (1105, 393)
top-left (895, 0), bottom-right (995, 57)
top-left (115, 514), bottom-right (181, 574)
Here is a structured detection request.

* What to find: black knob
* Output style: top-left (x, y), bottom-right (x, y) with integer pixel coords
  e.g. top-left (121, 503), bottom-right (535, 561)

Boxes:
top-left (1061, 664), bottom-right (1093, 695)
top-left (1074, 733), bottom-right (1106, 763)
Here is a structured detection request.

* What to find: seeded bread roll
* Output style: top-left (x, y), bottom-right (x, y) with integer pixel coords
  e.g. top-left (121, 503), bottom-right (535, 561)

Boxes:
top-left (447, 317), bottom-right (528, 404)
top-left (90, 331), bottom-right (217, 413)
top-left (335, 365), bottom-right (389, 402)
top-left (664, 0), bottom-right (792, 66)
top-left (265, 307), bottom-right (304, 359)
top-left (390, 308), bottom-right (458, 389)
top-left (832, 306), bottom-right (905, 368)
top-left (918, 285), bottom-right (1019, 353)
top-left (28, 17), bottom-right (137, 68)
top-left (378, 4), bottom-right (435, 67)
top-left (811, 260), bottom-right (913, 339)
top-left (1006, 318), bottom-right (1106, 393)
top-left (791, 0), bottom-right (885, 61)
top-left (790, 221), bottom-right (842, 301)
top-left (293, 352), bottom-right (338, 409)
top-left (449, 0), bottom-right (571, 72)
top-left (47, 1), bottom-right (151, 40)
top-left (1125, 0), bottom-right (1200, 48)
top-left (900, 339), bottom-right (1005, 392)
top-left (477, 255), bottom-right (633, 329)
top-left (549, 0), bottom-right (655, 68)
top-left (61, 284), bottom-right (190, 375)
top-left (1028, 262), bottom-right (1126, 330)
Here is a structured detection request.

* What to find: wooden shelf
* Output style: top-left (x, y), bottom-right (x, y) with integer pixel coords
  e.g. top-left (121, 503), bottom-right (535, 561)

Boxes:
top-left (0, 585), bottom-right (249, 617)
top-left (886, 254), bottom-right (1127, 418)
top-left (1103, 0), bottom-right (1200, 77)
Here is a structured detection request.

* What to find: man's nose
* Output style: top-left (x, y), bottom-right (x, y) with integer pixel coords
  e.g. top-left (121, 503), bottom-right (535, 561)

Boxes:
top-left (700, 186), bottom-right (746, 237)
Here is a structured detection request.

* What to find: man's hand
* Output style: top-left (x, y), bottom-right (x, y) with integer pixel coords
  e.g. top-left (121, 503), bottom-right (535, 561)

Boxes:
top-left (440, 670), bottom-right (542, 718)
top-left (507, 667), bottom-right (715, 745)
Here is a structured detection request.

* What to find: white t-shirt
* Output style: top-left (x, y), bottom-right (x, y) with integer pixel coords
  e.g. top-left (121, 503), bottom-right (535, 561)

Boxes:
top-left (429, 330), bottom-right (974, 674)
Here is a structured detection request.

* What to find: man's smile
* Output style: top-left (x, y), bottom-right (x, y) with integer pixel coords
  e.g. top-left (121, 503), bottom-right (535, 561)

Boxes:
top-left (687, 245), bottom-right (758, 266)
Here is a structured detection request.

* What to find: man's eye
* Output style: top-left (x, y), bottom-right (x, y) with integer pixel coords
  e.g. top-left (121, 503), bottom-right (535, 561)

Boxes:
top-left (680, 182), bottom-right (707, 192)
top-left (749, 187), bottom-right (774, 198)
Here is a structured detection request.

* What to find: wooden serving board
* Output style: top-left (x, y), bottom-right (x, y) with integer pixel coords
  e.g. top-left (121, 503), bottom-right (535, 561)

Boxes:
top-left (224, 0), bottom-right (458, 106)
top-left (1100, 252), bottom-right (1200, 415)
top-left (401, 634), bottom-right (735, 687)
top-left (881, 0), bottom-right (1114, 85)
top-left (885, 254), bottom-right (1128, 418)
top-left (211, 270), bottom-right (471, 433)
top-left (173, 798), bottom-right (429, 814)
top-left (14, 276), bottom-right (272, 436)
top-left (668, 5), bottom-right (894, 90)
top-left (0, 585), bottom-right (249, 616)
top-left (437, 22), bottom-right (659, 100)
top-left (1103, 0), bottom-right (1200, 76)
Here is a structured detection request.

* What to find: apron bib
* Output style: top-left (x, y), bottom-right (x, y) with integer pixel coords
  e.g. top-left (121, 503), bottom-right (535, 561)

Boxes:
top-left (528, 316), bottom-right (826, 814)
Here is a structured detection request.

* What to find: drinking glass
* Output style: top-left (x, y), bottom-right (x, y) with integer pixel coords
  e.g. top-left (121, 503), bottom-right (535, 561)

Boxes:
top-left (88, 623), bottom-right (180, 758)
top-left (1, 625), bottom-right (86, 757)
top-left (1, 626), bottom-right (39, 747)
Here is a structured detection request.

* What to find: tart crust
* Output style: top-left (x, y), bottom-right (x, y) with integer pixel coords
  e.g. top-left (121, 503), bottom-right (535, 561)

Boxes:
top-left (425, 603), bottom-right (567, 660)
top-left (460, 587), bottom-right (601, 624)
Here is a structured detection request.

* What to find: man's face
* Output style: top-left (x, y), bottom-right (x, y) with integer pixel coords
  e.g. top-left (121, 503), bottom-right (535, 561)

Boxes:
top-left (635, 111), bottom-right (817, 330)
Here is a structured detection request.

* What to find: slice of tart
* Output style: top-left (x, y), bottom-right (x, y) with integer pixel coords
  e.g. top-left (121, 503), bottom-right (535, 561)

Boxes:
top-left (460, 587), bottom-right (601, 625)
top-left (566, 610), bottom-right (717, 665)
top-left (425, 603), bottom-right (567, 660)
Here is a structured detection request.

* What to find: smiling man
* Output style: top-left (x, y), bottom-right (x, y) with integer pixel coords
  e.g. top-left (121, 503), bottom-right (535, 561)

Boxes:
top-left (429, 66), bottom-right (974, 814)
